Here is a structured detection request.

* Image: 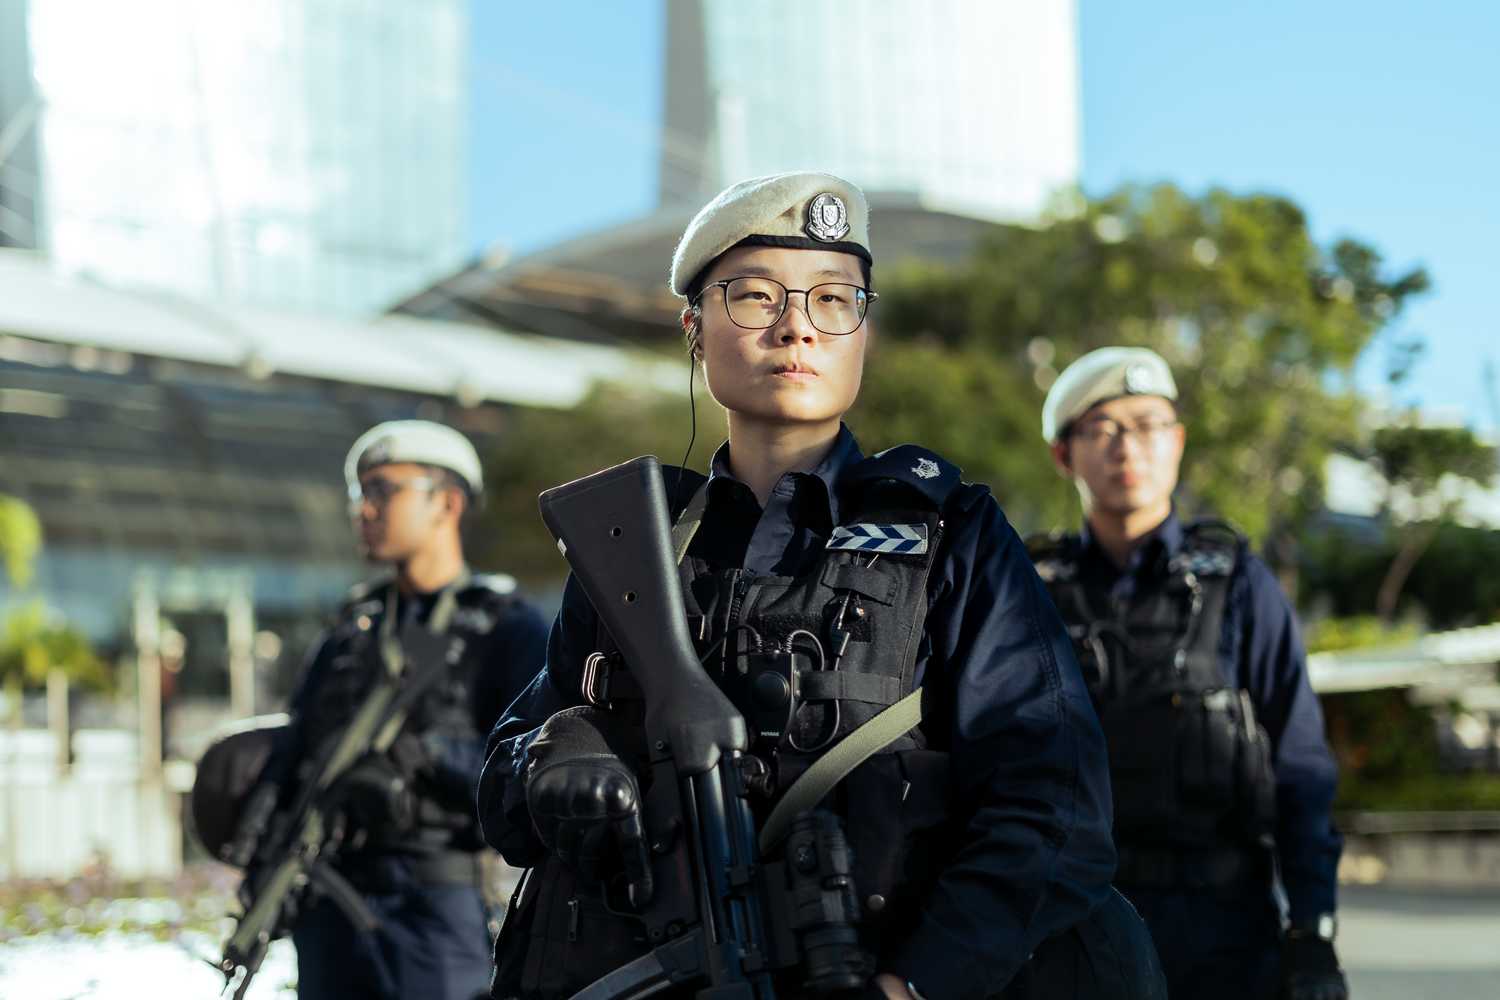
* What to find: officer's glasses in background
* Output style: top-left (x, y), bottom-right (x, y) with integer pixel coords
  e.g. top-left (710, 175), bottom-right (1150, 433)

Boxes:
top-left (348, 476), bottom-right (437, 515)
top-left (696, 276), bottom-right (877, 336)
top-left (1070, 418), bottom-right (1181, 449)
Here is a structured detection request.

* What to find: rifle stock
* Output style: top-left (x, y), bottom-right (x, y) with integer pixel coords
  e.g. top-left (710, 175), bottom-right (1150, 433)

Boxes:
top-left (539, 457), bottom-right (776, 999)
top-left (539, 457), bottom-right (748, 773)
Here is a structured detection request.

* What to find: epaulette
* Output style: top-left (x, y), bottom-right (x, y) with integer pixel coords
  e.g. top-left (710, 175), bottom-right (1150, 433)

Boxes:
top-left (842, 445), bottom-right (963, 509)
top-left (1172, 519), bottom-right (1244, 578)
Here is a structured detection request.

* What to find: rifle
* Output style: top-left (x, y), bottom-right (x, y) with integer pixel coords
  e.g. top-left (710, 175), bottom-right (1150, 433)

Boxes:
top-left (539, 457), bottom-right (867, 1000)
top-left (217, 605), bottom-right (458, 999)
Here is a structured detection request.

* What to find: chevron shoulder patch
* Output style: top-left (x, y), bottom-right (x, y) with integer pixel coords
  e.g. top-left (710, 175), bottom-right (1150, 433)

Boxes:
top-left (827, 523), bottom-right (929, 555)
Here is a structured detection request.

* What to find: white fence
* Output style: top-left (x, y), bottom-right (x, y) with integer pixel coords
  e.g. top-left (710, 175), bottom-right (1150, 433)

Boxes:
top-left (0, 729), bottom-right (181, 880)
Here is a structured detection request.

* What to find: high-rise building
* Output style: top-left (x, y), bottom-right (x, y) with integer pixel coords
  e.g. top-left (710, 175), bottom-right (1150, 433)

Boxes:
top-left (6, 0), bottom-right (468, 315)
top-left (0, 0), bottom-right (43, 251)
top-left (661, 0), bottom-right (1079, 222)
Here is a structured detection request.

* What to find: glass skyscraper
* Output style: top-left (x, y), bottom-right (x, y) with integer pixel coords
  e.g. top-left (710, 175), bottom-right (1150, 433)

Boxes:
top-left (662, 0), bottom-right (1079, 222)
top-left (16, 0), bottom-right (468, 315)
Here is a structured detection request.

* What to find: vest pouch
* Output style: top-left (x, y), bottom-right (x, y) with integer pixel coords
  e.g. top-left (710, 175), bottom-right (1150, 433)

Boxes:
top-left (1175, 689), bottom-right (1239, 812)
top-left (1231, 690), bottom-right (1278, 839)
top-left (513, 857), bottom-right (649, 1000)
top-left (1101, 701), bottom-right (1180, 841)
top-left (840, 749), bottom-right (951, 951)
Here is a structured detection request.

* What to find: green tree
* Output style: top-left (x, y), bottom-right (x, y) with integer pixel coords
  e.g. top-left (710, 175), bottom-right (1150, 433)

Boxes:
top-left (0, 495), bottom-right (107, 720)
top-left (1367, 423), bottom-right (1497, 622)
top-left (875, 183), bottom-right (1429, 542)
top-left (475, 384), bottom-right (726, 586)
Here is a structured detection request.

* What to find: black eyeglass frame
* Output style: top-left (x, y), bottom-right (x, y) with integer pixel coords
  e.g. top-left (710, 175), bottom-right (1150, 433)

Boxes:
top-left (692, 276), bottom-right (879, 336)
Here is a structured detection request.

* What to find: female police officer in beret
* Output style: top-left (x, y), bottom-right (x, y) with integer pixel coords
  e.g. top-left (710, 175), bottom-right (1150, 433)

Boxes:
top-left (478, 173), bottom-right (1163, 999)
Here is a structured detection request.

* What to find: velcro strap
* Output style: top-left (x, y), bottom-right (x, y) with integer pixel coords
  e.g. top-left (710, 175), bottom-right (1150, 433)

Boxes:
top-left (799, 671), bottom-right (904, 705)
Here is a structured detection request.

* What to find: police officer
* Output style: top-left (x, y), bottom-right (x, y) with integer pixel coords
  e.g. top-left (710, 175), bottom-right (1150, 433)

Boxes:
top-left (237, 420), bottom-right (550, 1000)
top-left (1030, 348), bottom-right (1347, 1000)
top-left (478, 174), bottom-right (1164, 999)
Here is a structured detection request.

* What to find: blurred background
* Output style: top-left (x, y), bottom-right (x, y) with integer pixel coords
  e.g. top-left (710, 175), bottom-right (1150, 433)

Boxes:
top-left (1, 0), bottom-right (1497, 995)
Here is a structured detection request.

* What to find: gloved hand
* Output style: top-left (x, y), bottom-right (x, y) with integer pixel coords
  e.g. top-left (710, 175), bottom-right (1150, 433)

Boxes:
top-left (334, 752), bottom-right (417, 835)
top-left (1280, 932), bottom-right (1348, 1000)
top-left (524, 707), bottom-right (653, 905)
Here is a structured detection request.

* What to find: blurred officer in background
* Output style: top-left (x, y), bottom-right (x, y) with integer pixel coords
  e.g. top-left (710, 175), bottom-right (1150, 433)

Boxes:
top-left (233, 420), bottom-right (549, 1000)
top-left (1029, 348), bottom-right (1346, 1000)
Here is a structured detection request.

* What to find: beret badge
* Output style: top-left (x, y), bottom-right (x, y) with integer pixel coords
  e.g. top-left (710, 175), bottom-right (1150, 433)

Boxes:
top-left (805, 192), bottom-right (851, 242)
top-left (1123, 363), bottom-right (1154, 394)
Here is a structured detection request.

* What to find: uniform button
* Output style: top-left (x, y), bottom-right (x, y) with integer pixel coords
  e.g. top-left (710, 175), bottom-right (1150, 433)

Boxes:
top-left (866, 894), bottom-right (886, 912)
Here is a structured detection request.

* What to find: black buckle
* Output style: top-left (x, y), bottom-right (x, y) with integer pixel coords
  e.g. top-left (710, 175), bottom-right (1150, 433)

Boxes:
top-left (581, 651), bottom-right (613, 708)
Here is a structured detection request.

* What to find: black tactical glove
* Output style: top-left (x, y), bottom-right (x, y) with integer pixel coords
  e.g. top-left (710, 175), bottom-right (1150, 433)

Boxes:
top-left (1280, 931), bottom-right (1348, 1000)
top-left (524, 707), bottom-right (653, 905)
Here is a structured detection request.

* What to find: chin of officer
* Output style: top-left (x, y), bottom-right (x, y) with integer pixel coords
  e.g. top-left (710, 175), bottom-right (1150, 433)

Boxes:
top-left (1032, 348), bottom-right (1347, 1000)
top-left (223, 421), bottom-right (550, 1000)
top-left (476, 173), bottom-right (1167, 1000)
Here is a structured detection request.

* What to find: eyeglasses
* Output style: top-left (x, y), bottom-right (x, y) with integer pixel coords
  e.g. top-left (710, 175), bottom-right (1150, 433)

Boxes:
top-left (348, 476), bottom-right (436, 512)
top-left (694, 276), bottom-right (877, 336)
top-left (1069, 418), bottom-right (1180, 448)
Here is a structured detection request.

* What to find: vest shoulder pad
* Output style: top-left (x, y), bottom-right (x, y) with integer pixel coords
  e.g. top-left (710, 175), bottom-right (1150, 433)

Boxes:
top-left (843, 445), bottom-right (962, 509)
top-left (463, 573), bottom-right (518, 600)
top-left (343, 576), bottom-right (393, 610)
top-left (1174, 519), bottom-right (1245, 578)
top-left (1024, 531), bottom-right (1079, 583)
top-left (1024, 530), bottom-right (1075, 562)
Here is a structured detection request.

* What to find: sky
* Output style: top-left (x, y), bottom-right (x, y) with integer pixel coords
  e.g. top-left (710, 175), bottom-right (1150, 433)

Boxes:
top-left (469, 1), bottom-right (1499, 432)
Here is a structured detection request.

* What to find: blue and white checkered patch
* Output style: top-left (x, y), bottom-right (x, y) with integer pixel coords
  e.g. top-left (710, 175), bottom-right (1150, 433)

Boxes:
top-left (827, 523), bottom-right (929, 555)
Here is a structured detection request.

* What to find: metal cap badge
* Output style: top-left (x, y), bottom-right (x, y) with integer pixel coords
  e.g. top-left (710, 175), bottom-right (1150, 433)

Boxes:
top-left (1123, 363), bottom-right (1155, 394)
top-left (805, 192), bottom-right (851, 242)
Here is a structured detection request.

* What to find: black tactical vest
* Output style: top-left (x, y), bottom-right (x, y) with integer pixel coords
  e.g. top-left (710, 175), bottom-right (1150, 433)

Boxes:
top-left (303, 574), bottom-right (519, 852)
top-left (501, 448), bottom-right (969, 999)
top-left (1027, 522), bottom-right (1276, 854)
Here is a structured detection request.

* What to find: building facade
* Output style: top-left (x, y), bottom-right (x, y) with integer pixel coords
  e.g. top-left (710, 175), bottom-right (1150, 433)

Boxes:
top-left (10, 0), bottom-right (468, 315)
top-left (661, 0), bottom-right (1080, 221)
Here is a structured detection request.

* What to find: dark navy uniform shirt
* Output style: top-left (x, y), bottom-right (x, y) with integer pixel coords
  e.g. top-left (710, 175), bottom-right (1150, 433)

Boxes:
top-left (479, 427), bottom-right (1117, 998)
top-left (1074, 512), bottom-right (1342, 922)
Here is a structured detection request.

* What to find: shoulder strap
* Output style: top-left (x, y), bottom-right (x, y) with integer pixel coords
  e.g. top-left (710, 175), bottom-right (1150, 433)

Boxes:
top-left (758, 687), bottom-right (924, 853)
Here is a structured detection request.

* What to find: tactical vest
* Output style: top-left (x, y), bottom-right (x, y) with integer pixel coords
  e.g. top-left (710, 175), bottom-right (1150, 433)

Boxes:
top-left (1028, 522), bottom-right (1276, 855)
top-left (304, 574), bottom-right (519, 854)
top-left (501, 448), bottom-right (968, 999)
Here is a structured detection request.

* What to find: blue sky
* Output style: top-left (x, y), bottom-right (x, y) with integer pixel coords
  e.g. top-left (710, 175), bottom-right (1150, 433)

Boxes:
top-left (470, 1), bottom-right (1499, 431)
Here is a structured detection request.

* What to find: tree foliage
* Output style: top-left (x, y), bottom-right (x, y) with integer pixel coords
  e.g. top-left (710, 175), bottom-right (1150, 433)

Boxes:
top-left (1365, 422), bottom-right (1497, 620)
top-left (0, 493), bottom-right (107, 702)
top-left (473, 383), bottom-right (726, 587)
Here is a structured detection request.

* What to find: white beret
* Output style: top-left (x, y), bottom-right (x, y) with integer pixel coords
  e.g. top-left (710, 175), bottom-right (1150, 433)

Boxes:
top-left (669, 171), bottom-right (872, 297)
top-left (344, 420), bottom-right (484, 495)
top-left (1042, 347), bottom-right (1178, 442)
